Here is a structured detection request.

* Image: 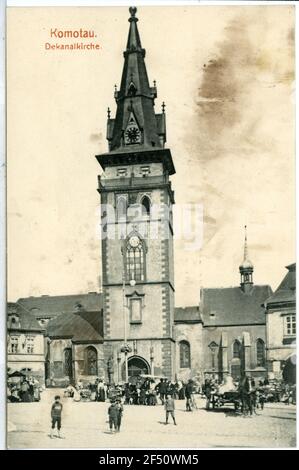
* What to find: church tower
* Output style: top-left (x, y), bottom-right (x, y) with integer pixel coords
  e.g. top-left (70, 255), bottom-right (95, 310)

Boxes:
top-left (96, 7), bottom-right (176, 382)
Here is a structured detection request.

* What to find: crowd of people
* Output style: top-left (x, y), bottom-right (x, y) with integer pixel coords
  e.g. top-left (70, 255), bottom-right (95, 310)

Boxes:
top-left (63, 376), bottom-right (199, 408)
top-left (7, 375), bottom-right (41, 403)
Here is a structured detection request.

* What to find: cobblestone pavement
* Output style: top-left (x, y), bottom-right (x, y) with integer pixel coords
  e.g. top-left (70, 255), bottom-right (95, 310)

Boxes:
top-left (7, 388), bottom-right (296, 449)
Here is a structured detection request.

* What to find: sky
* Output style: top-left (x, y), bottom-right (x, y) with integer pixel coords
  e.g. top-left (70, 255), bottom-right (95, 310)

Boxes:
top-left (7, 5), bottom-right (295, 306)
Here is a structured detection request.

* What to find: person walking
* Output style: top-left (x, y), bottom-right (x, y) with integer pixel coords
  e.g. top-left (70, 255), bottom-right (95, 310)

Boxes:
top-left (164, 394), bottom-right (177, 425)
top-left (50, 395), bottom-right (64, 439)
top-left (185, 379), bottom-right (193, 411)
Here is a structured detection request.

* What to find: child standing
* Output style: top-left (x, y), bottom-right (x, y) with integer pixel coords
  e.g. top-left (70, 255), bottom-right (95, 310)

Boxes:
top-left (164, 394), bottom-right (177, 425)
top-left (50, 395), bottom-right (63, 439)
top-left (108, 399), bottom-right (119, 433)
top-left (116, 398), bottom-right (124, 432)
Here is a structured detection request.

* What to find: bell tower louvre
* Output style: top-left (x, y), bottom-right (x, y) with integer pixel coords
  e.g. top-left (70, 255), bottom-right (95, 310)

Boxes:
top-left (96, 7), bottom-right (176, 382)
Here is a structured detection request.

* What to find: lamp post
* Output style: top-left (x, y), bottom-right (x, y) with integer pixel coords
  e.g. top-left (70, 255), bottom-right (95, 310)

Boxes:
top-left (121, 254), bottom-right (135, 382)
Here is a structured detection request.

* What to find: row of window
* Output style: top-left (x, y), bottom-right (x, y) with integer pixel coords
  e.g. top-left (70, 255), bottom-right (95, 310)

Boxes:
top-left (117, 166), bottom-right (151, 177)
top-left (178, 339), bottom-right (266, 369)
top-left (9, 336), bottom-right (35, 354)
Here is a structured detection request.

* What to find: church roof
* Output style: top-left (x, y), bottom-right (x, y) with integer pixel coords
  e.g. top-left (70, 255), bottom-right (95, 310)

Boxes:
top-left (17, 292), bottom-right (102, 320)
top-left (174, 306), bottom-right (201, 323)
top-left (46, 311), bottom-right (103, 343)
top-left (200, 285), bottom-right (272, 326)
top-left (7, 302), bottom-right (44, 332)
top-left (264, 263), bottom-right (296, 307)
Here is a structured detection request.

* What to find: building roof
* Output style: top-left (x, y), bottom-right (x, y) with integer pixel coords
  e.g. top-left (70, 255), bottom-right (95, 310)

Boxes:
top-left (7, 302), bottom-right (44, 333)
top-left (264, 263), bottom-right (296, 307)
top-left (200, 285), bottom-right (272, 326)
top-left (46, 311), bottom-right (103, 343)
top-left (17, 293), bottom-right (103, 320)
top-left (174, 306), bottom-right (201, 323)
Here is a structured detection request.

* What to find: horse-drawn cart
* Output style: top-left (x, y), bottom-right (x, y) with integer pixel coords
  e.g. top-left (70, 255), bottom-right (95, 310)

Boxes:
top-left (209, 390), bottom-right (241, 410)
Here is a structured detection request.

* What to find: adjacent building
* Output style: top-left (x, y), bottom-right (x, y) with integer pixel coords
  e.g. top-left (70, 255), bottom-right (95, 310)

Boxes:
top-left (7, 302), bottom-right (45, 383)
top-left (16, 293), bottom-right (103, 386)
top-left (264, 263), bottom-right (296, 384)
top-left (174, 230), bottom-right (272, 382)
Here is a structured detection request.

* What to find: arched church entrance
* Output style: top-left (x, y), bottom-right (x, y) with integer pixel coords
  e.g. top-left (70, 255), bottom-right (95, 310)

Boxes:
top-left (122, 356), bottom-right (150, 383)
top-left (282, 354), bottom-right (296, 384)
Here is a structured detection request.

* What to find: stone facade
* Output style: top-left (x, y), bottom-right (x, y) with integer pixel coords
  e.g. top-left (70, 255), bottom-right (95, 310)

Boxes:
top-left (264, 263), bottom-right (296, 383)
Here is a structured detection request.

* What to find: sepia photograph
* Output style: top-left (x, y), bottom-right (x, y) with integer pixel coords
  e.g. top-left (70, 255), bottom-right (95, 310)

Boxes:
top-left (5, 2), bottom-right (296, 449)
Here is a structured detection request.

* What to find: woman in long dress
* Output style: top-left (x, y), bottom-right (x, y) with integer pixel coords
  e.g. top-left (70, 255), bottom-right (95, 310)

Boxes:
top-left (97, 379), bottom-right (106, 402)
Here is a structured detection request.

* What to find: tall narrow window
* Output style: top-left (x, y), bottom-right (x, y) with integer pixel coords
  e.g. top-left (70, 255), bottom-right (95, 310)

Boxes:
top-left (64, 348), bottom-right (73, 378)
top-left (141, 195), bottom-right (151, 215)
top-left (126, 235), bottom-right (146, 282)
top-left (26, 336), bottom-right (34, 354)
top-left (256, 339), bottom-right (266, 367)
top-left (117, 194), bottom-right (128, 220)
top-left (233, 340), bottom-right (242, 359)
top-left (85, 346), bottom-right (98, 376)
top-left (10, 336), bottom-right (19, 354)
top-left (180, 341), bottom-right (191, 368)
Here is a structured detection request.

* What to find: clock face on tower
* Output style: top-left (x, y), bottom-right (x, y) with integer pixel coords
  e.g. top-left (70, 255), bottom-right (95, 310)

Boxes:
top-left (129, 235), bottom-right (140, 248)
top-left (124, 126), bottom-right (141, 144)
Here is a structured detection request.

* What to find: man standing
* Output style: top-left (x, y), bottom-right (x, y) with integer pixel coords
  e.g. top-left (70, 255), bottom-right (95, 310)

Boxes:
top-left (164, 394), bottom-right (177, 425)
top-left (185, 379), bottom-right (193, 412)
top-left (159, 379), bottom-right (167, 405)
top-left (108, 399), bottom-right (119, 433)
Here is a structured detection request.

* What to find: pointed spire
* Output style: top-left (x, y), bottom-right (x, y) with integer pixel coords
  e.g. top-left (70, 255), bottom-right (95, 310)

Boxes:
top-left (105, 6), bottom-right (167, 152)
top-left (126, 7), bottom-right (142, 52)
top-left (243, 225), bottom-right (248, 261)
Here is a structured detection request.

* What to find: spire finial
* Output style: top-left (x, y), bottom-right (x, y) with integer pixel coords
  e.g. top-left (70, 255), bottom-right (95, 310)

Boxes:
top-left (129, 6), bottom-right (138, 20)
top-left (107, 107), bottom-right (111, 119)
top-left (162, 101), bottom-right (166, 114)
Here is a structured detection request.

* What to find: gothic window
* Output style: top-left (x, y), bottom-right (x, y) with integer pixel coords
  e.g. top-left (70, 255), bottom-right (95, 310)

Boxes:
top-left (233, 340), bottom-right (242, 359)
top-left (85, 346), bottom-right (98, 376)
top-left (117, 194), bottom-right (128, 220)
top-left (64, 348), bottom-right (73, 377)
top-left (141, 195), bottom-right (151, 215)
top-left (284, 315), bottom-right (296, 336)
top-left (126, 235), bottom-right (146, 282)
top-left (256, 339), bottom-right (265, 367)
top-left (180, 341), bottom-right (191, 368)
